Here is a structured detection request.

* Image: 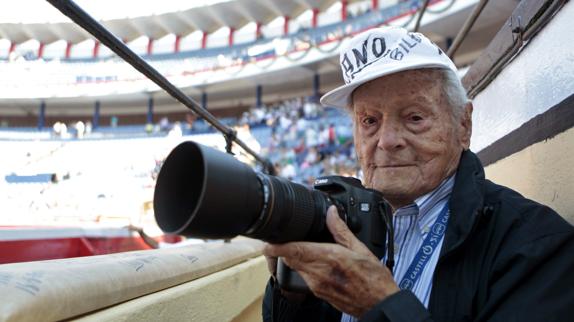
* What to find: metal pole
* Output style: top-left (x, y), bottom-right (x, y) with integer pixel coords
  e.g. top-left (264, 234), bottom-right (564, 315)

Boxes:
top-left (93, 100), bottom-right (100, 129)
top-left (256, 85), bottom-right (262, 108)
top-left (147, 97), bottom-right (154, 124)
top-left (201, 92), bottom-right (208, 110)
top-left (46, 0), bottom-right (270, 168)
top-left (413, 0), bottom-right (431, 32)
top-left (447, 0), bottom-right (490, 59)
top-left (38, 101), bottom-right (46, 130)
top-left (313, 73), bottom-right (320, 100)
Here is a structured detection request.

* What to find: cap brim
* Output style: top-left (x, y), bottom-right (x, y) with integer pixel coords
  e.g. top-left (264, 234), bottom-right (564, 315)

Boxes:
top-left (320, 62), bottom-right (455, 109)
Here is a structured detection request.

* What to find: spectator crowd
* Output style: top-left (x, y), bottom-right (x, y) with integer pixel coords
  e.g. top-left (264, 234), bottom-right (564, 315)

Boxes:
top-left (236, 97), bottom-right (361, 186)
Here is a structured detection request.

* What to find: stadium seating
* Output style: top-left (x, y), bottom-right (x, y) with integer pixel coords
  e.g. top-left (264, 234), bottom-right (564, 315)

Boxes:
top-left (0, 96), bottom-right (359, 226)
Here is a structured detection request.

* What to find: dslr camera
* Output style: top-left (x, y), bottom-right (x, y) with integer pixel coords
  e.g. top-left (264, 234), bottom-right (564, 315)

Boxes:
top-left (153, 141), bottom-right (392, 292)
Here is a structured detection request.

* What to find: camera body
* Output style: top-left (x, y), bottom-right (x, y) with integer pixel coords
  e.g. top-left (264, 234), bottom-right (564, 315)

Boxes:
top-left (276, 175), bottom-right (390, 292)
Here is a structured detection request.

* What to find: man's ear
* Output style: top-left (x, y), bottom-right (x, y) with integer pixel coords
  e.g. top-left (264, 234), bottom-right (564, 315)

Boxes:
top-left (460, 102), bottom-right (473, 150)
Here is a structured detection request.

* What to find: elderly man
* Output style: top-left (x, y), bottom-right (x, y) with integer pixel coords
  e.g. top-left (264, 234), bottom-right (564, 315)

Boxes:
top-left (262, 27), bottom-right (574, 321)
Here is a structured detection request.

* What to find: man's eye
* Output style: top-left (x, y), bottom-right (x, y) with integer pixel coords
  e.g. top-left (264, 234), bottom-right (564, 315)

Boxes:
top-left (409, 115), bottom-right (424, 122)
top-left (361, 117), bottom-right (377, 126)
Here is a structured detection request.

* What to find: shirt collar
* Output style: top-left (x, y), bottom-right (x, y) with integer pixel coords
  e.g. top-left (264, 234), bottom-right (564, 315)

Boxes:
top-left (415, 175), bottom-right (455, 214)
top-left (393, 175), bottom-right (456, 232)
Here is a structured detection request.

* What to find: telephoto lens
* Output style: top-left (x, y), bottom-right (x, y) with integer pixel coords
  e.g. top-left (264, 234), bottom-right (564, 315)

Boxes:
top-left (153, 141), bottom-right (332, 243)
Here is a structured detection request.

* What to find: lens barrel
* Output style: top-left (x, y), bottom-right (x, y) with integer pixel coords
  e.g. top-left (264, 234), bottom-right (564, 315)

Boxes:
top-left (153, 141), bottom-right (330, 243)
top-left (154, 141), bottom-right (264, 239)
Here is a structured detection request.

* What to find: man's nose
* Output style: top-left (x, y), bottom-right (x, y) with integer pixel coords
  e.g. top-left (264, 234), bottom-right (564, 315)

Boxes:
top-left (376, 121), bottom-right (405, 151)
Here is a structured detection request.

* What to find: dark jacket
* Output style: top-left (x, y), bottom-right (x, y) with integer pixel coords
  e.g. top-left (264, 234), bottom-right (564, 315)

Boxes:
top-left (263, 150), bottom-right (574, 322)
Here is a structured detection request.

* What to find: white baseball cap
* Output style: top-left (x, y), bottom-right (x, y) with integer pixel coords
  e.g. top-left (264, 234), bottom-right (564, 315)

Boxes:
top-left (320, 26), bottom-right (457, 109)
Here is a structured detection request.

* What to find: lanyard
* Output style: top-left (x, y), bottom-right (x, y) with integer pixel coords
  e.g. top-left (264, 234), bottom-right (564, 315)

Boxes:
top-left (398, 202), bottom-right (450, 291)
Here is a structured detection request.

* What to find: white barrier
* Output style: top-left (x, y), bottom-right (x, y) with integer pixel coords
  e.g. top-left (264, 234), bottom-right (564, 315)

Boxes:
top-left (0, 239), bottom-right (266, 322)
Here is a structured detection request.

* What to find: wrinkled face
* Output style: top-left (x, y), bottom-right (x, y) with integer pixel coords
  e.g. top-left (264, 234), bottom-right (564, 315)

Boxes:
top-left (352, 69), bottom-right (472, 208)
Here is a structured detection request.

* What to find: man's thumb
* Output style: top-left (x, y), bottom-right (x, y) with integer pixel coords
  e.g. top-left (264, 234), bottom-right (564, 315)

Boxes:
top-left (326, 206), bottom-right (357, 248)
top-left (326, 206), bottom-right (376, 257)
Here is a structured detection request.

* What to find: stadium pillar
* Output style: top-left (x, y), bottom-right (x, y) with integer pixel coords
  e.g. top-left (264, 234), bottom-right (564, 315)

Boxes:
top-left (372, 0), bottom-right (378, 10)
top-left (255, 22), bottom-right (262, 40)
top-left (65, 42), bottom-right (73, 59)
top-left (201, 92), bottom-right (208, 110)
top-left (9, 42), bottom-right (16, 56)
top-left (147, 38), bottom-right (154, 55)
top-left (341, 0), bottom-right (348, 21)
top-left (93, 101), bottom-right (100, 129)
top-left (38, 101), bottom-right (46, 130)
top-left (313, 73), bottom-right (320, 100)
top-left (256, 85), bottom-right (262, 108)
top-left (174, 35), bottom-right (181, 53)
top-left (228, 27), bottom-right (235, 47)
top-left (312, 8), bottom-right (319, 28)
top-left (93, 41), bottom-right (100, 58)
top-left (147, 97), bottom-right (154, 124)
top-left (201, 31), bottom-right (208, 49)
top-left (283, 16), bottom-right (290, 36)
top-left (38, 42), bottom-right (45, 59)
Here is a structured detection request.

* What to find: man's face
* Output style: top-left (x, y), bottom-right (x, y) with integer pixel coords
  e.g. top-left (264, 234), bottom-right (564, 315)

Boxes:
top-left (352, 69), bottom-right (472, 208)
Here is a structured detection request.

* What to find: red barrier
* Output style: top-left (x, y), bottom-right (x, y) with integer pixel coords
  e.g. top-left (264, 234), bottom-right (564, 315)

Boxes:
top-left (0, 236), bottom-right (152, 264)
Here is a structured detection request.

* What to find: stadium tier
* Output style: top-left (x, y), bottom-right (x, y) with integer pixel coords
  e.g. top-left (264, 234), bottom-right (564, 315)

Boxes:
top-left (0, 0), bottom-right (495, 125)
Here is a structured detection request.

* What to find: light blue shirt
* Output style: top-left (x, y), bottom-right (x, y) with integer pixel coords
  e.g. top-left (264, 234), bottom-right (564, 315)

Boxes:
top-left (341, 175), bottom-right (455, 322)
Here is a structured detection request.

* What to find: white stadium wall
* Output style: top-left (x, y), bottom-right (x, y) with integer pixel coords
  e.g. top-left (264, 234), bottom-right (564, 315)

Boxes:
top-left (467, 1), bottom-right (574, 223)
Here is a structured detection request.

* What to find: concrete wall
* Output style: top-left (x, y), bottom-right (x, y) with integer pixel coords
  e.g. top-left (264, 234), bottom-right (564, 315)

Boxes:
top-left (484, 126), bottom-right (574, 224)
top-left (469, 1), bottom-right (574, 152)
top-left (470, 1), bottom-right (574, 224)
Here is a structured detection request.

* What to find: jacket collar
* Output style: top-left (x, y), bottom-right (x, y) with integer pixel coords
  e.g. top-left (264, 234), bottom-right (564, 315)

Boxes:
top-left (441, 150), bottom-right (486, 255)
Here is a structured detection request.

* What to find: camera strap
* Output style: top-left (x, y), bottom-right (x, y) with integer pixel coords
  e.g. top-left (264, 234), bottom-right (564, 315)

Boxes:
top-left (398, 201), bottom-right (450, 291)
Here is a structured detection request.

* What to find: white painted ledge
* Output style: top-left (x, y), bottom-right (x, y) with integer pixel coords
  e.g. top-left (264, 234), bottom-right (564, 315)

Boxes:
top-left (0, 239), bottom-right (266, 322)
top-left (74, 256), bottom-right (268, 322)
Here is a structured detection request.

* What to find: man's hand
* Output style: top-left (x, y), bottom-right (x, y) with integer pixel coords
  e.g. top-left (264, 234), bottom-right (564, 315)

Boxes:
top-left (264, 249), bottom-right (308, 302)
top-left (263, 206), bottom-right (399, 318)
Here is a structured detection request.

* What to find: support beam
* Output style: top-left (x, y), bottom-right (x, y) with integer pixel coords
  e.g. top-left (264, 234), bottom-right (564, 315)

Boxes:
top-left (313, 73), bottom-right (320, 100)
top-left (38, 42), bottom-right (45, 59)
top-left (256, 85), bottom-right (262, 108)
top-left (312, 8), bottom-right (319, 28)
top-left (93, 101), bottom-right (100, 129)
top-left (38, 101), bottom-right (46, 130)
top-left (147, 38), bottom-right (154, 55)
top-left (228, 27), bottom-right (235, 47)
top-left (201, 92), bottom-right (208, 110)
top-left (93, 41), bottom-right (100, 58)
top-left (8, 42), bottom-right (16, 56)
top-left (255, 22), bottom-right (262, 40)
top-left (147, 97), bottom-right (154, 124)
top-left (283, 16), bottom-right (290, 36)
top-left (174, 35), bottom-right (181, 53)
top-left (65, 42), bottom-right (73, 59)
top-left (201, 31), bottom-right (208, 49)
